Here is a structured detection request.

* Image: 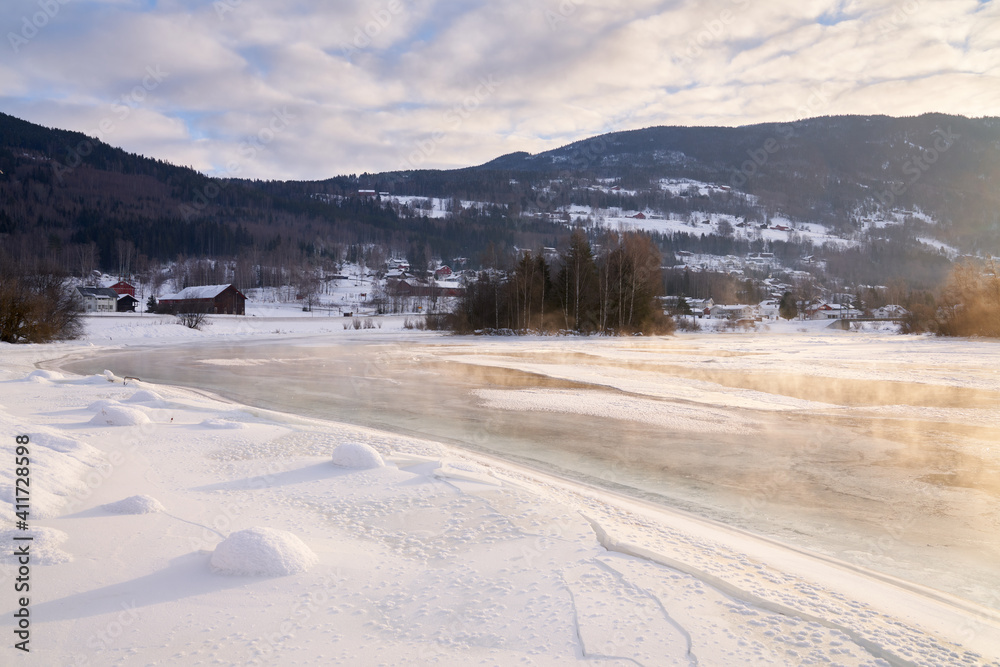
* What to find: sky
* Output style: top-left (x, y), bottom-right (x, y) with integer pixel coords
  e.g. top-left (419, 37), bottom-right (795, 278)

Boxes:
top-left (2, 0), bottom-right (998, 180)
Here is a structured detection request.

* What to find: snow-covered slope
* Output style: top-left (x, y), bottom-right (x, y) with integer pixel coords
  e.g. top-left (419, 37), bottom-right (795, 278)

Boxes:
top-left (1, 323), bottom-right (998, 665)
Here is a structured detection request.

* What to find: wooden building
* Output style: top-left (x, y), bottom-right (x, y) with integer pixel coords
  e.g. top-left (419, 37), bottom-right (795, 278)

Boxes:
top-left (158, 284), bottom-right (246, 315)
top-left (110, 281), bottom-right (136, 297)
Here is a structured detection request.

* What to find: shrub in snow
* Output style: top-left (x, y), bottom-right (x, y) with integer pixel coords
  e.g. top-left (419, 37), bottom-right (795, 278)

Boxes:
top-left (210, 527), bottom-right (318, 576)
top-left (331, 442), bottom-right (384, 469)
top-left (0, 274), bottom-right (83, 343)
top-left (102, 495), bottom-right (165, 515)
top-left (89, 405), bottom-right (151, 426)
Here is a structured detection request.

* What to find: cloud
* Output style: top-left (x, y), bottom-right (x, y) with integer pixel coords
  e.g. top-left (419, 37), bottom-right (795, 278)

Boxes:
top-left (1, 0), bottom-right (997, 179)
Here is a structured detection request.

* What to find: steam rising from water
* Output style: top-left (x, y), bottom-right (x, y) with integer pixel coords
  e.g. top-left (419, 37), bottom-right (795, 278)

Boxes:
top-left (59, 334), bottom-right (1000, 609)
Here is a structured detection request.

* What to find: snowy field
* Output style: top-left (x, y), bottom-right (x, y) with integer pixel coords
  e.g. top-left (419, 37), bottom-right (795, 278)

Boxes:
top-left (1, 313), bottom-right (1000, 665)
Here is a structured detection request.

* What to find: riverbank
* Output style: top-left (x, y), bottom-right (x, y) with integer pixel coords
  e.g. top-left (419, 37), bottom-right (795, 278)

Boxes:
top-left (1, 315), bottom-right (999, 664)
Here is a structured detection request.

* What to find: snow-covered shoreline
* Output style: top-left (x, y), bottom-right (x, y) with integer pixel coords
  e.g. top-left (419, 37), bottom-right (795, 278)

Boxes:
top-left (2, 315), bottom-right (1000, 665)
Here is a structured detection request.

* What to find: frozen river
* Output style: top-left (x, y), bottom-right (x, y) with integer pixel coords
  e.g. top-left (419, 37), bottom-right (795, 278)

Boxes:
top-left (59, 332), bottom-right (1000, 611)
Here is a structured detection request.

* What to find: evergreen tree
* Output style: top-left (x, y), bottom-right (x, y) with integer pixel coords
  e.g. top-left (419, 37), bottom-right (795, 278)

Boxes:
top-left (779, 291), bottom-right (798, 320)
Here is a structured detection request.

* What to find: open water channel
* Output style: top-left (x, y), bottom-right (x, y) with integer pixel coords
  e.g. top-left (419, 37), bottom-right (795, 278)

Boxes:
top-left (57, 334), bottom-right (1000, 612)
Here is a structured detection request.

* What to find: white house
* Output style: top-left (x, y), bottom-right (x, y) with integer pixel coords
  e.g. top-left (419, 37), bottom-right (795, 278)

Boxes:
top-left (75, 286), bottom-right (118, 313)
top-left (687, 298), bottom-right (714, 318)
top-left (873, 305), bottom-right (909, 319)
top-left (709, 304), bottom-right (754, 321)
top-left (757, 299), bottom-right (781, 321)
top-left (808, 303), bottom-right (863, 320)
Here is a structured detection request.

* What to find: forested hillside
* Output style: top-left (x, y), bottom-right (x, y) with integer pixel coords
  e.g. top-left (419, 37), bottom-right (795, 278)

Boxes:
top-left (1, 111), bottom-right (998, 297)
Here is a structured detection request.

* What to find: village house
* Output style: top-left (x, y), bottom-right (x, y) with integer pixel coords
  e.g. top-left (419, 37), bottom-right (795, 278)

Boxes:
top-left (116, 294), bottom-right (139, 312)
top-left (75, 286), bottom-right (119, 313)
top-left (158, 284), bottom-right (246, 315)
top-left (684, 298), bottom-right (714, 318)
top-left (709, 304), bottom-right (755, 321)
top-left (757, 299), bottom-right (781, 321)
top-left (873, 304), bottom-right (909, 319)
top-left (389, 278), bottom-right (464, 298)
top-left (807, 303), bottom-right (862, 320)
top-left (110, 280), bottom-right (136, 297)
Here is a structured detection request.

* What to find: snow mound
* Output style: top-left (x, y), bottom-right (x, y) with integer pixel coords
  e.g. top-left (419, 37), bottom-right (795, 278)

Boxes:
top-left (0, 527), bottom-right (72, 565)
top-left (0, 430), bottom-right (103, 518)
top-left (30, 431), bottom-right (103, 462)
top-left (26, 369), bottom-right (63, 383)
top-left (88, 399), bottom-right (122, 411)
top-left (102, 494), bottom-right (165, 514)
top-left (210, 528), bottom-right (318, 576)
top-left (124, 389), bottom-right (166, 405)
top-left (331, 442), bottom-right (385, 469)
top-left (104, 370), bottom-right (118, 383)
top-left (200, 418), bottom-right (247, 429)
top-left (89, 405), bottom-right (151, 426)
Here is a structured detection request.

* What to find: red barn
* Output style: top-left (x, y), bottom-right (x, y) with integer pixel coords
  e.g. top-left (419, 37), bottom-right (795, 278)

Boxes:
top-left (158, 284), bottom-right (246, 315)
top-left (110, 281), bottom-right (136, 297)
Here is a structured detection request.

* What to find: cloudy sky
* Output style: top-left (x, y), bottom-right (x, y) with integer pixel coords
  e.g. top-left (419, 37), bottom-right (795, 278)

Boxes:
top-left (3, 0), bottom-right (998, 180)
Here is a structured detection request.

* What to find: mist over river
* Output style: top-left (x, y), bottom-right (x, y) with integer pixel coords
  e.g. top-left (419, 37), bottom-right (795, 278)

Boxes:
top-left (57, 332), bottom-right (1000, 610)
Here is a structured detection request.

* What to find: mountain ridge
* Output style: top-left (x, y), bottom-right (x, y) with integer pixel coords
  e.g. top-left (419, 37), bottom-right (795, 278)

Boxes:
top-left (0, 111), bottom-right (997, 292)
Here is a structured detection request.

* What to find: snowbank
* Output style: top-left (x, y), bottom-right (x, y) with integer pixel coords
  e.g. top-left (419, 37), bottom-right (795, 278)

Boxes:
top-left (0, 428), bottom-right (103, 518)
top-left (331, 442), bottom-right (385, 469)
top-left (0, 526), bottom-right (72, 565)
top-left (25, 369), bottom-right (64, 383)
top-left (102, 495), bottom-right (165, 515)
top-left (210, 527), bottom-right (318, 576)
top-left (88, 404), bottom-right (151, 426)
top-left (0, 322), bottom-right (997, 664)
top-left (124, 389), bottom-right (167, 406)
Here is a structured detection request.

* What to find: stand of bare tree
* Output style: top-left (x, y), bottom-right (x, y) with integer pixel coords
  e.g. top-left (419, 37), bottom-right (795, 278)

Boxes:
top-left (0, 254), bottom-right (82, 343)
